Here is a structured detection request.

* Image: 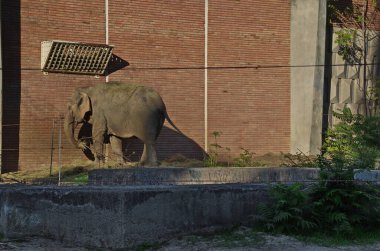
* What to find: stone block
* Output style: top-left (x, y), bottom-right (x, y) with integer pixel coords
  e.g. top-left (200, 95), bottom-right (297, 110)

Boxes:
top-left (345, 65), bottom-right (359, 79)
top-left (329, 78), bottom-right (339, 103)
top-left (332, 53), bottom-right (346, 78)
top-left (338, 78), bottom-right (352, 104)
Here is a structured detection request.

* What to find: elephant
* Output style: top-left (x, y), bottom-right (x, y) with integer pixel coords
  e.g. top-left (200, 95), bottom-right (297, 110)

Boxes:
top-left (64, 81), bottom-right (181, 166)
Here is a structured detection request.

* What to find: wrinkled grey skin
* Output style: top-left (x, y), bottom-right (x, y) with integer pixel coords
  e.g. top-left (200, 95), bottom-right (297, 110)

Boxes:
top-left (64, 82), bottom-right (180, 166)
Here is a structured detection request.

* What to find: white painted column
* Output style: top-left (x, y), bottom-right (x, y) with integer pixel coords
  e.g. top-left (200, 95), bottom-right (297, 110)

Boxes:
top-left (290, 0), bottom-right (327, 154)
top-left (105, 0), bottom-right (109, 83)
top-left (204, 0), bottom-right (208, 152)
top-left (105, 0), bottom-right (110, 162)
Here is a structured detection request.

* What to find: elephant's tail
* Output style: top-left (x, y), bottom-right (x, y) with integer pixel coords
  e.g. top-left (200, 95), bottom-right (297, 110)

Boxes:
top-left (163, 109), bottom-right (183, 135)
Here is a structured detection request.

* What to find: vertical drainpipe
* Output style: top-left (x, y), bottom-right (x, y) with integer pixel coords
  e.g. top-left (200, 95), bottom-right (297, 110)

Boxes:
top-left (104, 0), bottom-right (110, 162)
top-left (0, 2), bottom-right (3, 173)
top-left (105, 0), bottom-right (109, 83)
top-left (204, 0), bottom-right (208, 152)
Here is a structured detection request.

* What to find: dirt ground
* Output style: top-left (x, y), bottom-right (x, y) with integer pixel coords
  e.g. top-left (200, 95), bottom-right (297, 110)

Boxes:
top-left (1, 227), bottom-right (380, 251)
top-left (0, 152), bottom-right (312, 185)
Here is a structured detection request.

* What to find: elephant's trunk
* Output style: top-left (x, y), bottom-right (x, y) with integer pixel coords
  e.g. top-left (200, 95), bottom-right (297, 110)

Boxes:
top-left (64, 110), bottom-right (79, 148)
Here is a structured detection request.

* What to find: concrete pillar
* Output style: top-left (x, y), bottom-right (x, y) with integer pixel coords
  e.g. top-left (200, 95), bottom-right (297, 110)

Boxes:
top-left (290, 0), bottom-right (327, 155)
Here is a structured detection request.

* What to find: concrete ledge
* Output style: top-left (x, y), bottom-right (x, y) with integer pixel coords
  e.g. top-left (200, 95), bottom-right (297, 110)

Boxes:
top-left (0, 184), bottom-right (269, 249)
top-left (354, 170), bottom-right (380, 182)
top-left (88, 167), bottom-right (320, 185)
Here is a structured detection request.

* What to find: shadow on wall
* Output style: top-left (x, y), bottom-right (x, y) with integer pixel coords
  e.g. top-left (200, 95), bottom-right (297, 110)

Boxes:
top-left (105, 54), bottom-right (129, 76)
top-left (77, 124), bottom-right (205, 163)
top-left (1, 0), bottom-right (21, 173)
top-left (124, 127), bottom-right (205, 162)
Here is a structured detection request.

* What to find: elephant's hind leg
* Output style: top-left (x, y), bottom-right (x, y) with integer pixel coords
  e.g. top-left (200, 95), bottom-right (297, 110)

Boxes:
top-left (140, 143), bottom-right (158, 166)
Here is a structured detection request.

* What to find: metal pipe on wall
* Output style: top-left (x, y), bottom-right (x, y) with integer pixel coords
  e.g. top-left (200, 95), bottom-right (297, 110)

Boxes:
top-left (105, 0), bottom-right (110, 162)
top-left (204, 0), bottom-right (208, 153)
top-left (105, 0), bottom-right (109, 83)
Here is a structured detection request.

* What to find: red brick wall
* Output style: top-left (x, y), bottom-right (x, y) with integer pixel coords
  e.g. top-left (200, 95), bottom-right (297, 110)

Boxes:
top-left (107, 0), bottom-right (206, 161)
top-left (3, 0), bottom-right (106, 171)
top-left (207, 1), bottom-right (290, 158)
top-left (2, 0), bottom-right (291, 171)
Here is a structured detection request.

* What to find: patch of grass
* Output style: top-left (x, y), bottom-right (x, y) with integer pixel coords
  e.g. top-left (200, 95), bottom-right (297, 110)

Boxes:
top-left (281, 151), bottom-right (317, 167)
top-left (295, 227), bottom-right (380, 247)
top-left (161, 153), bottom-right (204, 167)
top-left (62, 173), bottom-right (88, 184)
top-left (211, 228), bottom-right (265, 248)
top-left (188, 226), bottom-right (265, 249)
top-left (0, 160), bottom-right (96, 184)
top-left (135, 241), bottom-right (163, 251)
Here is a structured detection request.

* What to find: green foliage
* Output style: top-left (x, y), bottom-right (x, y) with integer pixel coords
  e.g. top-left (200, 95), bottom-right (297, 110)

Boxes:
top-left (298, 227), bottom-right (380, 246)
top-left (259, 175), bottom-right (380, 237)
top-left (135, 241), bottom-right (163, 251)
top-left (310, 151), bottom-right (380, 236)
top-left (258, 183), bottom-right (317, 234)
top-left (204, 131), bottom-right (225, 167)
top-left (311, 180), bottom-right (380, 236)
top-left (334, 29), bottom-right (361, 64)
top-left (233, 148), bottom-right (255, 167)
top-left (282, 151), bottom-right (316, 167)
top-left (259, 149), bottom-right (380, 238)
top-left (324, 107), bottom-right (380, 169)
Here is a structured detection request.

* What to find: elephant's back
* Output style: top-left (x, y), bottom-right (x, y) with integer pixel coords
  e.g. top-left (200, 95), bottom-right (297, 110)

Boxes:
top-left (101, 81), bottom-right (140, 97)
top-left (131, 86), bottom-right (165, 109)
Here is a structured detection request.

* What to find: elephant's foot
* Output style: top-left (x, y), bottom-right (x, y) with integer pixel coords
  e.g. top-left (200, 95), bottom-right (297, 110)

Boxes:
top-left (140, 144), bottom-right (158, 167)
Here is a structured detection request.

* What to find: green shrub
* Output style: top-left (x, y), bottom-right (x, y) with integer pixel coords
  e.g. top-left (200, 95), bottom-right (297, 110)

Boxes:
top-left (258, 183), bottom-right (317, 234)
top-left (324, 107), bottom-right (380, 169)
top-left (311, 155), bottom-right (380, 236)
top-left (258, 155), bottom-right (380, 237)
top-left (282, 151), bottom-right (316, 167)
top-left (233, 148), bottom-right (255, 167)
top-left (204, 131), bottom-right (223, 167)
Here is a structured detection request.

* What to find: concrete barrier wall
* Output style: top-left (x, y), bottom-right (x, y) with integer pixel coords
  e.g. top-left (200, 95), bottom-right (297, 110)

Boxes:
top-left (0, 184), bottom-right (269, 249)
top-left (89, 167), bottom-right (320, 185)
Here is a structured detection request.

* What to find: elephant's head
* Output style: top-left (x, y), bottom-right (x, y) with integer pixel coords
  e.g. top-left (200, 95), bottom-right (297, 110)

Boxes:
top-left (64, 91), bottom-right (92, 149)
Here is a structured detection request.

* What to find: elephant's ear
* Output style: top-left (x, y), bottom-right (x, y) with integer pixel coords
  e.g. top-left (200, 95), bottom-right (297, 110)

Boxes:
top-left (78, 92), bottom-right (91, 119)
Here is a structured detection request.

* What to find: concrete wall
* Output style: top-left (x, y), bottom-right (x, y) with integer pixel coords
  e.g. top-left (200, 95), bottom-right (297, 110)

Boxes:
top-left (0, 184), bottom-right (268, 249)
top-left (328, 28), bottom-right (380, 124)
top-left (290, 0), bottom-right (327, 154)
top-left (89, 167), bottom-right (319, 185)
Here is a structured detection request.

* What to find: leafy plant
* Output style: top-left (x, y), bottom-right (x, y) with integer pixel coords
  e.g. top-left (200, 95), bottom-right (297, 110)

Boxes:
top-left (311, 155), bottom-right (380, 236)
top-left (324, 107), bottom-right (380, 169)
top-left (233, 148), bottom-right (255, 167)
top-left (258, 183), bottom-right (317, 234)
top-left (204, 131), bottom-right (223, 167)
top-left (334, 28), bottom-right (361, 64)
top-left (282, 151), bottom-right (316, 167)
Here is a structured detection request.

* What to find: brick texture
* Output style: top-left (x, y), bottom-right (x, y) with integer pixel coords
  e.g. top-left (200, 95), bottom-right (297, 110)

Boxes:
top-left (2, 0), bottom-right (291, 171)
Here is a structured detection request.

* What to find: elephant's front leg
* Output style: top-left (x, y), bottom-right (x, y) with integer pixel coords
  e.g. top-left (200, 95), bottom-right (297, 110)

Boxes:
top-left (140, 142), bottom-right (158, 166)
top-left (110, 136), bottom-right (124, 163)
top-left (92, 121), bottom-right (108, 164)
